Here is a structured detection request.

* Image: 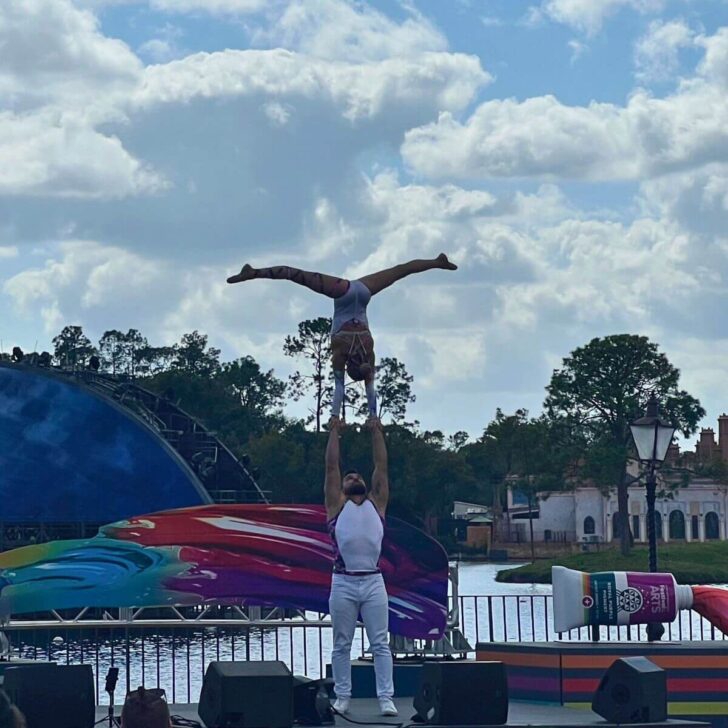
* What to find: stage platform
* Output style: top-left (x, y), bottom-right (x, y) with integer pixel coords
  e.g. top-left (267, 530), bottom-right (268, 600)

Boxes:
top-left (95, 698), bottom-right (707, 727)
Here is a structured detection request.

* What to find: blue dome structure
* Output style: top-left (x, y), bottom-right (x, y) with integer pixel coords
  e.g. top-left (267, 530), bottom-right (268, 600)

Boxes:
top-left (0, 362), bottom-right (266, 547)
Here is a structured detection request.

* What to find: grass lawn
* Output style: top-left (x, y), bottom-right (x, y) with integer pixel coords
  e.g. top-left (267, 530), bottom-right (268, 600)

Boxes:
top-left (495, 541), bottom-right (728, 584)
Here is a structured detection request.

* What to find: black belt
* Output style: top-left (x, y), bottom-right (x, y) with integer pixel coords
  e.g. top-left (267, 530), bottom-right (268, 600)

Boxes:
top-left (333, 569), bottom-right (381, 576)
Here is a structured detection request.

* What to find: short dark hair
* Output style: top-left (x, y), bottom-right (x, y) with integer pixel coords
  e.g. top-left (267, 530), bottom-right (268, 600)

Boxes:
top-left (343, 469), bottom-right (361, 478)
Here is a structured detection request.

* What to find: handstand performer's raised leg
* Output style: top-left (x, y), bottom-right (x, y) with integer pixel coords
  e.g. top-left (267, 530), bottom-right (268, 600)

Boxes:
top-left (227, 264), bottom-right (349, 298)
top-left (357, 253), bottom-right (457, 296)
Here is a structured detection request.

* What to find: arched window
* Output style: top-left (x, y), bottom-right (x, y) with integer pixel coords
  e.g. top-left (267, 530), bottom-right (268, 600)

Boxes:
top-left (583, 516), bottom-right (595, 535)
top-left (669, 510), bottom-right (686, 540)
top-left (706, 511), bottom-right (720, 540)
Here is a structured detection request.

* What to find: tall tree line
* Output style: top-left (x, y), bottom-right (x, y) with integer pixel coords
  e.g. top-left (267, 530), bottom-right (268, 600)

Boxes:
top-left (10, 325), bottom-right (706, 551)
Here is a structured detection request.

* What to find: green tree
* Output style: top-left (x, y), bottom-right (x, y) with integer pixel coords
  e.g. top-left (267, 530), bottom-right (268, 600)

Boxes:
top-left (136, 345), bottom-right (177, 376)
top-left (123, 328), bottom-right (148, 376)
top-left (478, 408), bottom-right (530, 542)
top-left (218, 356), bottom-right (286, 419)
top-left (448, 431), bottom-right (470, 451)
top-left (353, 356), bottom-right (416, 423)
top-left (544, 334), bottom-right (704, 556)
top-left (283, 317), bottom-right (332, 433)
top-left (98, 330), bottom-right (126, 374)
top-left (174, 331), bottom-right (221, 377)
top-left (52, 325), bottom-right (95, 369)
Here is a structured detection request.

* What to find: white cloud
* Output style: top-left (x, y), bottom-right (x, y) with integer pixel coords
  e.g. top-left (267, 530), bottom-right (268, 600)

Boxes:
top-left (0, 246), bottom-right (19, 259)
top-left (0, 109), bottom-right (168, 198)
top-left (256, 0), bottom-right (447, 62)
top-left (133, 49), bottom-right (488, 121)
top-left (635, 19), bottom-right (694, 83)
top-left (138, 38), bottom-right (177, 63)
top-left (150, 0), bottom-right (269, 13)
top-left (481, 16), bottom-right (503, 28)
top-left (3, 242), bottom-right (170, 332)
top-left (696, 26), bottom-right (728, 89)
top-left (0, 0), bottom-right (141, 109)
top-left (568, 38), bottom-right (588, 64)
top-left (535, 0), bottom-right (665, 36)
top-left (402, 98), bottom-right (639, 180)
top-left (402, 27), bottom-right (728, 182)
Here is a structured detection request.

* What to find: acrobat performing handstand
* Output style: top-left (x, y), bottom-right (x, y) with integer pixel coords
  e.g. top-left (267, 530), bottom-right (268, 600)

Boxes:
top-left (227, 254), bottom-right (457, 419)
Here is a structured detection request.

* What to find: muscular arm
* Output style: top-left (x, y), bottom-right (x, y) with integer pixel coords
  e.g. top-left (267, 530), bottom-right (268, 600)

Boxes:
top-left (369, 418), bottom-right (389, 515)
top-left (324, 418), bottom-right (345, 519)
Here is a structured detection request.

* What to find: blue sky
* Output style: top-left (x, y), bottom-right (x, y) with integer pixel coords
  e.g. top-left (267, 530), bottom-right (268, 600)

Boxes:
top-left (2, 0), bottom-right (728, 450)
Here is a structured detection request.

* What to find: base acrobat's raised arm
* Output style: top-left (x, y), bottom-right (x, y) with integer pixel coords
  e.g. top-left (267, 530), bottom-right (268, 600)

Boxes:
top-left (228, 254), bottom-right (457, 420)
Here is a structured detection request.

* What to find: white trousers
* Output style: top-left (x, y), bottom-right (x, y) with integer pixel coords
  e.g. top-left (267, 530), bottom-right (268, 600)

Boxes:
top-left (328, 573), bottom-right (394, 699)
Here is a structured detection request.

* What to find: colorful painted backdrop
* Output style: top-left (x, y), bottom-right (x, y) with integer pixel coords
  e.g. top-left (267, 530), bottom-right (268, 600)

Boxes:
top-left (0, 504), bottom-right (448, 639)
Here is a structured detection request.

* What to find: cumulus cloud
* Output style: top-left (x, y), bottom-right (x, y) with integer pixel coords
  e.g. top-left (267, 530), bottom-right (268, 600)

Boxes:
top-left (254, 0), bottom-right (447, 62)
top-left (534, 0), bottom-right (665, 36)
top-left (634, 19), bottom-right (694, 83)
top-left (0, 110), bottom-right (168, 198)
top-left (0, 0), bottom-right (141, 108)
top-left (133, 49), bottom-right (488, 121)
top-left (402, 26), bottom-right (728, 182)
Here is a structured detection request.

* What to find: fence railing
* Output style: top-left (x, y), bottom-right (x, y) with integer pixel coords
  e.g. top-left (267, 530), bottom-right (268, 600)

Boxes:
top-left (1, 595), bottom-right (724, 704)
top-left (455, 594), bottom-right (726, 644)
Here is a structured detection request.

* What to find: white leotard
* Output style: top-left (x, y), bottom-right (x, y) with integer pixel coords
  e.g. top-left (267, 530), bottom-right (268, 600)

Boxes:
top-left (331, 280), bottom-right (371, 335)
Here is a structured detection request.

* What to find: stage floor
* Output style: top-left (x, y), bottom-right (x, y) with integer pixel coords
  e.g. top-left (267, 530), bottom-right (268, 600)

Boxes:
top-left (95, 697), bottom-right (707, 727)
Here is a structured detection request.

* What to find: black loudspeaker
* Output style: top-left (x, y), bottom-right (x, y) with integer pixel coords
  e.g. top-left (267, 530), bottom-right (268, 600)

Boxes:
top-left (592, 656), bottom-right (667, 724)
top-left (413, 661), bottom-right (508, 725)
top-left (293, 676), bottom-right (334, 725)
top-left (3, 663), bottom-right (95, 728)
top-left (198, 660), bottom-right (293, 728)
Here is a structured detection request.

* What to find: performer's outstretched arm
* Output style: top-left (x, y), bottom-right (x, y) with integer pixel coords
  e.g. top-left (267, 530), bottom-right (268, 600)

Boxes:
top-left (228, 264), bottom-right (349, 299)
top-left (324, 417), bottom-right (345, 519)
top-left (368, 417), bottom-right (389, 516)
top-left (357, 253), bottom-right (457, 297)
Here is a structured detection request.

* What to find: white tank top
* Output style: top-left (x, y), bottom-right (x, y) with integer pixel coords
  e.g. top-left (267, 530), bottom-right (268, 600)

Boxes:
top-left (332, 499), bottom-right (383, 572)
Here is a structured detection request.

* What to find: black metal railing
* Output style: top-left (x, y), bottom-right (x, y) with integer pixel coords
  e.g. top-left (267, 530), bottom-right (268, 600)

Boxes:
top-left (2, 595), bottom-right (724, 705)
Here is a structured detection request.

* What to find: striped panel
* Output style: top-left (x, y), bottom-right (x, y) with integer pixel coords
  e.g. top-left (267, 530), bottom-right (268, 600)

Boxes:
top-left (476, 645), bottom-right (561, 703)
top-left (477, 642), bottom-right (728, 727)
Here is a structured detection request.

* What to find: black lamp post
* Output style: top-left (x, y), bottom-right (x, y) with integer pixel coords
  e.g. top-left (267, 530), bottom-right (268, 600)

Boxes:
top-left (629, 395), bottom-right (676, 642)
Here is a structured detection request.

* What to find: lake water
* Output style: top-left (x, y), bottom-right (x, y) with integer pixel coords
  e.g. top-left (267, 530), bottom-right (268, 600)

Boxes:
top-left (8, 562), bottom-right (719, 704)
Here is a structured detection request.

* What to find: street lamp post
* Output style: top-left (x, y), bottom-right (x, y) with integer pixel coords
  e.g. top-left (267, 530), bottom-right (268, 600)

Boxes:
top-left (629, 395), bottom-right (676, 642)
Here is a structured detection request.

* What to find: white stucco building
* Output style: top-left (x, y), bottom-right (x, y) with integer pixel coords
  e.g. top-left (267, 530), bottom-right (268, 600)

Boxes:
top-left (503, 415), bottom-right (728, 546)
top-left (506, 478), bottom-right (727, 545)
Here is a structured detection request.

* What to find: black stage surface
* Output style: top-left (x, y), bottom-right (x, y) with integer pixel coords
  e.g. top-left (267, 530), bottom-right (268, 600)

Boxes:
top-left (95, 698), bottom-right (707, 727)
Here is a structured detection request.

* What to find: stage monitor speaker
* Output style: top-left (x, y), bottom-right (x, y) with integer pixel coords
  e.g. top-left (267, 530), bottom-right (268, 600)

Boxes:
top-left (293, 676), bottom-right (334, 726)
top-left (592, 656), bottom-right (667, 724)
top-left (3, 663), bottom-right (95, 728)
top-left (198, 660), bottom-right (293, 728)
top-left (413, 660), bottom-right (508, 725)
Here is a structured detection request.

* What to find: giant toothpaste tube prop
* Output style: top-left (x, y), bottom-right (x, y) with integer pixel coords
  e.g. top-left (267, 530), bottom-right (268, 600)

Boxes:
top-left (553, 566), bottom-right (694, 633)
top-left (553, 566), bottom-right (728, 635)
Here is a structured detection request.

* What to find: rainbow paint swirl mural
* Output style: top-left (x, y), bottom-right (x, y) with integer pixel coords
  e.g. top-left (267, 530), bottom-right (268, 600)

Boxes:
top-left (0, 504), bottom-right (448, 639)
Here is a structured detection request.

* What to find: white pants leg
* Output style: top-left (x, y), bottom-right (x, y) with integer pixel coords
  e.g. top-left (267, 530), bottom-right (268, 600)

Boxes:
top-left (359, 574), bottom-right (394, 700)
top-left (329, 574), bottom-right (394, 700)
top-left (329, 574), bottom-right (359, 699)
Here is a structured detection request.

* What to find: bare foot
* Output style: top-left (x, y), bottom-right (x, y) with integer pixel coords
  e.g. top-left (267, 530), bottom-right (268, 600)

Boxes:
top-left (227, 264), bottom-right (256, 284)
top-left (437, 253), bottom-right (458, 270)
